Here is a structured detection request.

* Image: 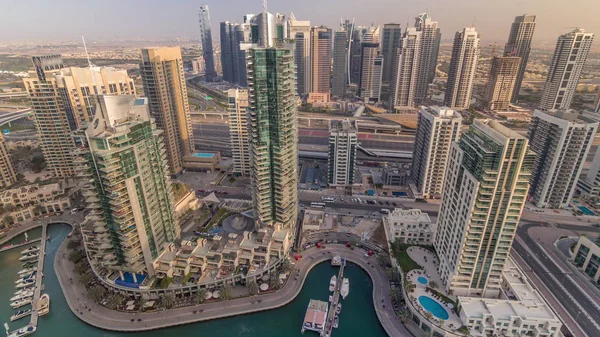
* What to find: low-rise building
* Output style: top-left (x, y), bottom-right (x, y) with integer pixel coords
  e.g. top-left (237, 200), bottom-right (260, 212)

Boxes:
top-left (571, 235), bottom-right (600, 284)
top-left (182, 152), bottom-right (230, 172)
top-left (458, 258), bottom-right (562, 337)
top-left (382, 164), bottom-right (411, 186)
top-left (383, 208), bottom-right (434, 244)
top-left (0, 183), bottom-right (71, 224)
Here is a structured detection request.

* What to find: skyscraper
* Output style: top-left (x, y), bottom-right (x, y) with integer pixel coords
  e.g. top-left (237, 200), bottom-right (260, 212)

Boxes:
top-left (391, 27), bottom-right (421, 109)
top-left (246, 46), bottom-right (298, 229)
top-left (444, 27), bottom-right (480, 109)
top-left (310, 26), bottom-right (332, 95)
top-left (220, 21), bottom-right (238, 84)
top-left (358, 43), bottom-right (383, 103)
top-left (539, 29), bottom-right (594, 111)
top-left (484, 56), bottom-right (521, 111)
top-left (249, 12), bottom-right (287, 47)
top-left (381, 24), bottom-right (402, 85)
top-left (288, 15), bottom-right (312, 95)
top-left (349, 27), bottom-right (367, 84)
top-left (0, 134), bottom-right (17, 188)
top-left (227, 88), bottom-right (251, 176)
top-left (332, 28), bottom-right (348, 98)
top-left (412, 106), bottom-right (462, 199)
top-left (140, 47), bottom-right (195, 176)
top-left (23, 60), bottom-right (135, 177)
top-left (198, 5), bottom-right (217, 81)
top-left (414, 13), bottom-right (441, 104)
top-left (504, 14), bottom-right (536, 103)
top-left (328, 119), bottom-right (357, 186)
top-left (528, 109), bottom-right (598, 208)
top-left (77, 95), bottom-right (178, 277)
top-left (435, 120), bottom-right (534, 297)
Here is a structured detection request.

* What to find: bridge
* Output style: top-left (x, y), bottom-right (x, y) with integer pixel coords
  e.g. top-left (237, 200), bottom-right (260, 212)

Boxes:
top-left (0, 92), bottom-right (28, 99)
top-left (0, 107), bottom-right (32, 126)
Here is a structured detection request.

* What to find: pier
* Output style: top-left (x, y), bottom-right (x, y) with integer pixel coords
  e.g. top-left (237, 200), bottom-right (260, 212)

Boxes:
top-left (29, 224), bottom-right (47, 327)
top-left (323, 258), bottom-right (345, 337)
top-left (0, 238), bottom-right (42, 253)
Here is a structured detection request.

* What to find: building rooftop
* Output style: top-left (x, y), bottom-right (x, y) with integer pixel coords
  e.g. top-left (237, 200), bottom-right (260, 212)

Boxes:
top-left (534, 109), bottom-right (598, 126)
top-left (387, 208), bottom-right (431, 223)
top-left (421, 106), bottom-right (462, 119)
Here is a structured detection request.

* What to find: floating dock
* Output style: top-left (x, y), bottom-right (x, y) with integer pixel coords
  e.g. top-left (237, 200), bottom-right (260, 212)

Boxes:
top-left (322, 257), bottom-right (346, 337)
top-left (301, 299), bottom-right (328, 335)
top-left (0, 238), bottom-right (42, 253)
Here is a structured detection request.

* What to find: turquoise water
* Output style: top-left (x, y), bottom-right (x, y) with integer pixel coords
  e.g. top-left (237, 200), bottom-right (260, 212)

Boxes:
top-left (1, 224), bottom-right (387, 337)
top-left (417, 277), bottom-right (428, 285)
top-left (418, 296), bottom-right (449, 320)
top-left (193, 153), bottom-right (215, 158)
top-left (578, 206), bottom-right (596, 215)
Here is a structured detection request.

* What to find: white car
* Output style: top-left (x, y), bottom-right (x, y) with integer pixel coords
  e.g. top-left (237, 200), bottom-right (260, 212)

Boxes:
top-left (70, 208), bottom-right (79, 214)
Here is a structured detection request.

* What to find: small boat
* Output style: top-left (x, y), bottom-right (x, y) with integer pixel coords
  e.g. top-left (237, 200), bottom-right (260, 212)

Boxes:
top-left (15, 273), bottom-right (36, 284)
top-left (16, 279), bottom-right (35, 288)
top-left (333, 315), bottom-right (339, 328)
top-left (336, 303), bottom-right (342, 314)
top-left (37, 293), bottom-right (50, 316)
top-left (17, 267), bottom-right (37, 276)
top-left (7, 325), bottom-right (36, 337)
top-left (10, 309), bottom-right (32, 322)
top-left (21, 262), bottom-right (36, 269)
top-left (11, 291), bottom-right (33, 302)
top-left (341, 278), bottom-right (349, 299)
top-left (20, 246), bottom-right (39, 255)
top-left (331, 256), bottom-right (342, 266)
top-left (19, 253), bottom-right (39, 262)
top-left (11, 298), bottom-right (32, 309)
top-left (14, 286), bottom-right (35, 296)
top-left (329, 275), bottom-right (337, 292)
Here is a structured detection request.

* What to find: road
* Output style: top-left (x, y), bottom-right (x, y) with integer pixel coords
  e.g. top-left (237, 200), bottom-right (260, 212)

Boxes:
top-left (513, 223), bottom-right (600, 337)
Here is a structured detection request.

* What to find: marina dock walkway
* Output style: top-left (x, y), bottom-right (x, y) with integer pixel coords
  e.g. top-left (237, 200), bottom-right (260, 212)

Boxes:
top-left (0, 238), bottom-right (42, 253)
top-left (30, 224), bottom-right (47, 327)
top-left (323, 261), bottom-right (344, 337)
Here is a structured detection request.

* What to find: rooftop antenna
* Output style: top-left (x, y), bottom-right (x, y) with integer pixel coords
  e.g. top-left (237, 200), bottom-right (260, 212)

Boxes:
top-left (472, 16), bottom-right (476, 28)
top-left (81, 35), bottom-right (98, 94)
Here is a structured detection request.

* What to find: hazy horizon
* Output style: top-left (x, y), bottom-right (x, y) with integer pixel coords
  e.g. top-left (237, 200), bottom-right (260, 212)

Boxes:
top-left (0, 0), bottom-right (598, 45)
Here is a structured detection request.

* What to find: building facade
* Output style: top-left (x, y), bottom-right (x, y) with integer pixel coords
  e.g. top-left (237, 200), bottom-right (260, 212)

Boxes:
top-left (0, 134), bottom-right (16, 188)
top-left (198, 5), bottom-right (217, 81)
top-left (383, 208), bottom-right (434, 245)
top-left (328, 119), bottom-right (357, 186)
top-left (332, 28), bottom-right (348, 98)
top-left (484, 56), bottom-right (521, 111)
top-left (391, 27), bottom-right (421, 110)
top-left (310, 26), bottom-right (332, 95)
top-left (220, 21), bottom-right (249, 85)
top-left (503, 14), bottom-right (536, 103)
top-left (23, 61), bottom-right (134, 177)
top-left (435, 120), bottom-right (534, 297)
top-left (77, 95), bottom-right (178, 278)
top-left (528, 109), bottom-right (598, 208)
top-left (539, 29), bottom-right (594, 111)
top-left (246, 47), bottom-right (298, 229)
top-left (571, 235), bottom-right (600, 284)
top-left (444, 27), bottom-right (480, 110)
top-left (140, 47), bottom-right (195, 176)
top-left (411, 106), bottom-right (462, 199)
top-left (31, 54), bottom-right (64, 81)
top-left (288, 16), bottom-right (311, 95)
top-left (381, 24), bottom-right (402, 85)
top-left (358, 43), bottom-right (383, 103)
top-left (414, 13), bottom-right (441, 104)
top-left (227, 88), bottom-right (251, 176)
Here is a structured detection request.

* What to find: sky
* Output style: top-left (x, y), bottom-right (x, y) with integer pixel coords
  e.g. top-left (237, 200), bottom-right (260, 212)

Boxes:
top-left (0, 0), bottom-right (599, 45)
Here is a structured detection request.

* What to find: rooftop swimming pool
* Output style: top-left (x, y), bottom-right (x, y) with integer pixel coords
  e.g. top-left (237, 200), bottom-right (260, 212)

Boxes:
top-left (418, 296), bottom-right (449, 320)
top-left (193, 153), bottom-right (216, 158)
top-left (417, 276), bottom-right (428, 285)
top-left (578, 206), bottom-right (596, 216)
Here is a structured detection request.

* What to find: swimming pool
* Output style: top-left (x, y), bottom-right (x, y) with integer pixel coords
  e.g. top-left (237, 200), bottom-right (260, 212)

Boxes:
top-left (418, 296), bottom-right (449, 320)
top-left (578, 206), bottom-right (596, 216)
top-left (193, 153), bottom-right (216, 158)
top-left (417, 276), bottom-right (428, 285)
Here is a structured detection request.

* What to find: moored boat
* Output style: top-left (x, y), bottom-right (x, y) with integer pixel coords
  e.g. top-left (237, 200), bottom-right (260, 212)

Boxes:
top-left (17, 267), bottom-right (37, 276)
top-left (10, 298), bottom-right (32, 309)
top-left (10, 291), bottom-right (33, 302)
top-left (37, 293), bottom-right (50, 316)
top-left (329, 275), bottom-right (337, 292)
top-left (340, 278), bottom-right (349, 299)
top-left (7, 325), bottom-right (36, 337)
top-left (10, 309), bottom-right (32, 322)
top-left (20, 246), bottom-right (39, 255)
top-left (333, 315), bottom-right (339, 328)
top-left (335, 303), bottom-right (342, 314)
top-left (16, 279), bottom-right (35, 288)
top-left (19, 253), bottom-right (39, 262)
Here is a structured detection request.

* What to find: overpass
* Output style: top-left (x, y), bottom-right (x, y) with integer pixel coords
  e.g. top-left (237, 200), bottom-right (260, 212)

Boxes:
top-left (0, 108), bottom-right (32, 125)
top-left (0, 92), bottom-right (28, 99)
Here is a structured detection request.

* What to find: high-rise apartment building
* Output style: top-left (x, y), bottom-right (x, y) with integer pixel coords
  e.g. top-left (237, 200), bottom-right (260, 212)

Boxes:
top-left (140, 47), bottom-right (195, 176)
top-left (77, 95), bottom-right (178, 277)
top-left (328, 120), bottom-right (357, 186)
top-left (310, 26), bottom-right (332, 95)
top-left (246, 46), bottom-right (298, 229)
top-left (414, 13), bottom-right (441, 104)
top-left (249, 12), bottom-right (287, 47)
top-left (288, 15), bottom-right (312, 95)
top-left (436, 120), bottom-right (534, 297)
top-left (332, 28), bottom-right (348, 98)
top-left (412, 106), bottom-right (462, 199)
top-left (220, 21), bottom-right (251, 86)
top-left (391, 28), bottom-right (421, 109)
top-left (349, 27), bottom-right (367, 84)
top-left (484, 56), bottom-right (521, 111)
top-left (381, 24), bottom-right (402, 85)
top-left (539, 29), bottom-right (594, 111)
top-left (31, 54), bottom-right (64, 81)
top-left (358, 43), bottom-right (383, 103)
top-left (504, 14), bottom-right (536, 103)
top-left (198, 5), bottom-right (217, 81)
top-left (227, 88), bottom-right (251, 176)
top-left (444, 27), bottom-right (480, 109)
top-left (594, 91), bottom-right (600, 114)
top-left (23, 61), bottom-right (134, 177)
top-left (528, 109), bottom-right (598, 208)
top-left (0, 134), bottom-right (17, 188)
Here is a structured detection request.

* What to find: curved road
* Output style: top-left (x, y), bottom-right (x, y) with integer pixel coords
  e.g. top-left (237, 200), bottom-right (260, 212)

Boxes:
top-left (56, 242), bottom-right (411, 336)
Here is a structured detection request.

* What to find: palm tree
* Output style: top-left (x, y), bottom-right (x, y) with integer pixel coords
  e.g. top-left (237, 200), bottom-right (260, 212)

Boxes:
top-left (280, 259), bottom-right (292, 273)
top-left (79, 272), bottom-right (94, 286)
top-left (269, 274), bottom-right (280, 290)
top-left (75, 262), bottom-right (89, 275)
top-left (429, 281), bottom-right (438, 289)
top-left (397, 309), bottom-right (411, 324)
top-left (160, 293), bottom-right (175, 309)
top-left (33, 204), bottom-right (45, 216)
top-left (424, 312), bottom-right (433, 320)
top-left (247, 281), bottom-right (259, 296)
top-left (106, 293), bottom-right (123, 310)
top-left (88, 285), bottom-right (106, 303)
top-left (195, 288), bottom-right (206, 304)
top-left (389, 287), bottom-right (401, 302)
top-left (221, 284), bottom-right (232, 300)
top-left (385, 267), bottom-right (395, 280)
top-left (439, 319), bottom-right (446, 329)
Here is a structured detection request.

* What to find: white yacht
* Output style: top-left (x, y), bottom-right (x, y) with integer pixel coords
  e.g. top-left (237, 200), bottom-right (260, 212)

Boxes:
top-left (333, 315), bottom-right (339, 328)
top-left (329, 275), bottom-right (337, 292)
top-left (10, 291), bottom-right (33, 302)
top-left (331, 256), bottom-right (342, 266)
top-left (16, 279), bottom-right (35, 289)
top-left (20, 246), bottom-right (39, 255)
top-left (15, 273), bottom-right (35, 284)
top-left (37, 293), bottom-right (50, 316)
top-left (7, 325), bottom-right (36, 337)
top-left (10, 309), bottom-right (32, 322)
top-left (340, 278), bottom-right (349, 299)
top-left (19, 253), bottom-right (39, 262)
top-left (17, 267), bottom-right (37, 276)
top-left (10, 298), bottom-right (32, 309)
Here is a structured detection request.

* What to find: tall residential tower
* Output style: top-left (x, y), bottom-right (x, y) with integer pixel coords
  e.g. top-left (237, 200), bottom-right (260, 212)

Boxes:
top-left (288, 15), bottom-right (311, 95)
top-left (198, 5), bottom-right (217, 81)
top-left (484, 56), bottom-right (521, 111)
top-left (381, 24), bottom-right (402, 85)
top-left (310, 26), bottom-right (332, 95)
top-left (332, 28), bottom-right (348, 98)
top-left (227, 88), bottom-right (251, 176)
top-left (414, 13), bottom-right (441, 104)
top-left (444, 27), bottom-right (480, 109)
top-left (503, 14), bottom-right (536, 103)
top-left (0, 134), bottom-right (17, 188)
top-left (328, 120), bottom-right (357, 186)
top-left (391, 28), bottom-right (421, 109)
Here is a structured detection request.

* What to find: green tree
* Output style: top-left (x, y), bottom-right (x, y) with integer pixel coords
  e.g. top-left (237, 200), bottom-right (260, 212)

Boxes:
top-left (30, 155), bottom-right (46, 173)
top-left (106, 293), bottom-right (123, 310)
top-left (247, 281), bottom-right (259, 296)
top-left (389, 287), bottom-right (401, 302)
top-left (32, 204), bottom-right (45, 216)
top-left (88, 285), bottom-right (105, 302)
top-left (195, 289), bottom-right (206, 304)
top-left (280, 258), bottom-right (293, 273)
top-left (397, 309), bottom-right (411, 324)
top-left (221, 284), bottom-right (232, 300)
top-left (3, 215), bottom-right (14, 226)
top-left (161, 293), bottom-right (175, 309)
top-left (68, 250), bottom-right (85, 263)
top-left (75, 261), bottom-right (89, 275)
top-left (269, 273), bottom-right (281, 290)
top-left (428, 281), bottom-right (438, 289)
top-left (79, 272), bottom-right (94, 286)
top-left (67, 240), bottom-right (80, 250)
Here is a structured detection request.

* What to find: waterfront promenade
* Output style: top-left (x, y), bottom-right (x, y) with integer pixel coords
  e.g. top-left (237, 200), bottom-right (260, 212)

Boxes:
top-left (30, 224), bottom-right (47, 327)
top-left (55, 242), bottom-right (414, 336)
